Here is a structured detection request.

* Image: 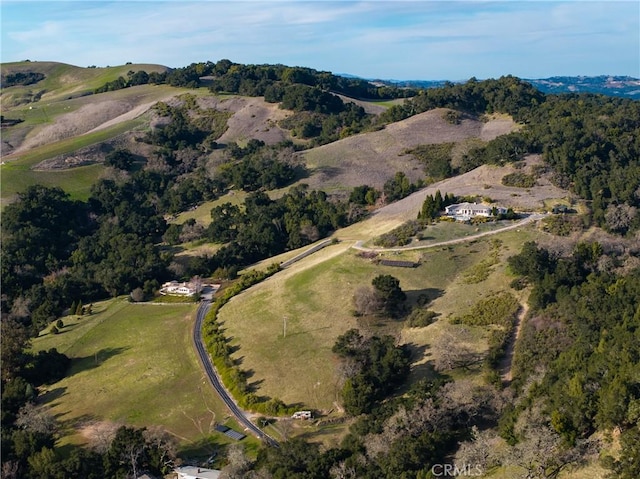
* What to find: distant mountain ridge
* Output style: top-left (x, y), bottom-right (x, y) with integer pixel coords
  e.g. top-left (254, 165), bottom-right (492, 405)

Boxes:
top-left (358, 75), bottom-right (640, 99)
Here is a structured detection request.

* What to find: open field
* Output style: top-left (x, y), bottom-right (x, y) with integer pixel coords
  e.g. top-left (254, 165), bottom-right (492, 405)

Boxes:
top-left (32, 299), bottom-right (256, 453)
top-left (334, 94), bottom-right (406, 114)
top-left (0, 117), bottom-right (146, 205)
top-left (217, 220), bottom-right (542, 411)
top-left (198, 95), bottom-right (294, 146)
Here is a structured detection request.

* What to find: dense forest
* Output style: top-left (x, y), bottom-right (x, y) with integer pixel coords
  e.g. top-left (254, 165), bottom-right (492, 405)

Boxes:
top-left (2, 59), bottom-right (640, 478)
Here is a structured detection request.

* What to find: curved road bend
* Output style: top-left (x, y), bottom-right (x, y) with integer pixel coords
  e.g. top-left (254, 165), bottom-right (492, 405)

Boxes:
top-left (193, 301), bottom-right (280, 448)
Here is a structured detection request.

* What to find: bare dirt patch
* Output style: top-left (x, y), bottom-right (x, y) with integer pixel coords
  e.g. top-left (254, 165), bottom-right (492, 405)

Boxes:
top-left (197, 96), bottom-right (293, 145)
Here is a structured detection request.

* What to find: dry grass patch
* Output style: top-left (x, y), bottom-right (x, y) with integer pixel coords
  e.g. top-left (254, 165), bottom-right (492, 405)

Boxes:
top-left (197, 96), bottom-right (294, 146)
top-left (172, 191), bottom-right (248, 226)
top-left (300, 108), bottom-right (491, 191)
top-left (217, 232), bottom-right (517, 411)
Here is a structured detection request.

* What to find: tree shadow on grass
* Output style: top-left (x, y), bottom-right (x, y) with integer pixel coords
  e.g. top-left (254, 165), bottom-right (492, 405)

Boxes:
top-left (37, 386), bottom-right (67, 406)
top-left (247, 378), bottom-right (264, 393)
top-left (402, 342), bottom-right (440, 384)
top-left (314, 165), bottom-right (341, 181)
top-left (67, 347), bottom-right (130, 376)
top-left (404, 287), bottom-right (445, 308)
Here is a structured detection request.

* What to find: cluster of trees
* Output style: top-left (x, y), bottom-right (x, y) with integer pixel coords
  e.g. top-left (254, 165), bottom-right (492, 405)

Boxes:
top-left (501, 171), bottom-right (537, 188)
top-left (201, 186), bottom-right (350, 273)
top-left (349, 184), bottom-right (380, 206)
top-left (379, 75), bottom-right (545, 124)
top-left (218, 139), bottom-right (299, 191)
top-left (405, 142), bottom-right (455, 182)
top-left (205, 61), bottom-right (416, 100)
top-left (278, 103), bottom-right (370, 144)
top-left (383, 171), bottom-right (421, 203)
top-left (233, 376), bottom-right (502, 478)
top-left (1, 71), bottom-right (45, 87)
top-left (352, 274), bottom-right (407, 317)
top-left (93, 65), bottom-right (202, 93)
top-left (2, 415), bottom-right (177, 479)
top-left (418, 190), bottom-right (457, 220)
top-left (506, 241), bottom-right (640, 477)
top-left (333, 329), bottom-right (411, 415)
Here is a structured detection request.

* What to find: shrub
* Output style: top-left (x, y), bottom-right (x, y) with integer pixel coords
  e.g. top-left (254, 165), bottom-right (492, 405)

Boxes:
top-left (501, 172), bottom-right (536, 188)
top-left (373, 220), bottom-right (426, 247)
top-left (451, 292), bottom-right (519, 327)
top-left (406, 309), bottom-right (438, 327)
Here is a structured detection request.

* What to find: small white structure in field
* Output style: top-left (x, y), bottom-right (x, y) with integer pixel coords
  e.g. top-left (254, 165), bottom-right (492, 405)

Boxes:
top-left (291, 410), bottom-right (313, 420)
top-left (444, 202), bottom-right (508, 221)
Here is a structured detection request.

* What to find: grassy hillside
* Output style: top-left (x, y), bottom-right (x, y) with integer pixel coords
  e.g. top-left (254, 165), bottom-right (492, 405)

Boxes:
top-left (32, 299), bottom-right (255, 453)
top-left (1, 61), bottom-right (169, 107)
top-left (0, 82), bottom-right (193, 205)
top-left (216, 221), bottom-right (541, 410)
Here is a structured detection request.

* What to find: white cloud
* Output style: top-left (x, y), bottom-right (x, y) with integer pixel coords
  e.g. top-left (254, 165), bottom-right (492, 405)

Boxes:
top-left (2, 1), bottom-right (638, 77)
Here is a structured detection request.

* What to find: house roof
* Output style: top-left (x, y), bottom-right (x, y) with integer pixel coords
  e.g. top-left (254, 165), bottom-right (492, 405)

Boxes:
top-left (445, 202), bottom-right (492, 212)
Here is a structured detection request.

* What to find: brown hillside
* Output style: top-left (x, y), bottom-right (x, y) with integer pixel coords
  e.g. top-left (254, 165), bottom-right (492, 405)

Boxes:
top-left (374, 154), bottom-right (569, 221)
top-left (197, 96), bottom-right (293, 145)
top-left (300, 108), bottom-right (516, 191)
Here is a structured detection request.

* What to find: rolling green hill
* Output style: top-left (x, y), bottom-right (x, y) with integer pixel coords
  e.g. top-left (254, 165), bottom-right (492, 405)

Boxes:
top-left (1, 61), bottom-right (170, 107)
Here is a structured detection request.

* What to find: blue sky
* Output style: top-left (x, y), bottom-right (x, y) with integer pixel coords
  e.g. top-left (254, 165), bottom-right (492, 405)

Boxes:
top-left (2, 1), bottom-right (639, 80)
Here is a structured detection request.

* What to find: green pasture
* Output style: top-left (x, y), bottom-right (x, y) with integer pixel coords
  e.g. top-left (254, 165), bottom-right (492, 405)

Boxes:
top-left (173, 184), bottom-right (295, 227)
top-left (32, 299), bottom-right (256, 453)
top-left (0, 120), bottom-right (140, 204)
top-left (364, 98), bottom-right (408, 108)
top-left (217, 222), bottom-right (541, 412)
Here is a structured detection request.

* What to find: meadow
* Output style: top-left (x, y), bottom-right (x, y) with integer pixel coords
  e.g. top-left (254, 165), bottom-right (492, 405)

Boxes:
top-left (32, 299), bottom-right (257, 455)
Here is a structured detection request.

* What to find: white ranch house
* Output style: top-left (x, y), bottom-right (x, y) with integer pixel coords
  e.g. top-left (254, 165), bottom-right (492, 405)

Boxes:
top-left (160, 280), bottom-right (202, 296)
top-left (444, 202), bottom-right (508, 221)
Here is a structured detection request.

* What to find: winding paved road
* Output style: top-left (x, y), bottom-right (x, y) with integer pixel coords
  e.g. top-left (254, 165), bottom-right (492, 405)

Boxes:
top-left (193, 301), bottom-right (280, 448)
